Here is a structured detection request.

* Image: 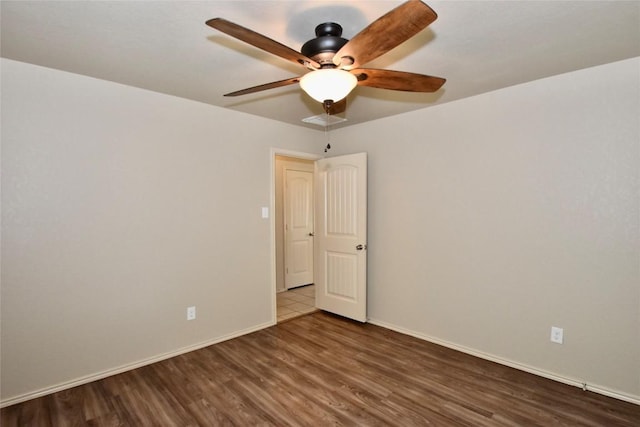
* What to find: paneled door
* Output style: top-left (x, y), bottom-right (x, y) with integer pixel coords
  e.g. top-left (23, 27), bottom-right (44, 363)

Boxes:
top-left (315, 153), bottom-right (367, 322)
top-left (284, 169), bottom-right (314, 289)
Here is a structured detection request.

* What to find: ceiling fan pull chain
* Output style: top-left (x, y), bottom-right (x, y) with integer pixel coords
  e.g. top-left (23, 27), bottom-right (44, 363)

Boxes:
top-left (324, 105), bottom-right (331, 153)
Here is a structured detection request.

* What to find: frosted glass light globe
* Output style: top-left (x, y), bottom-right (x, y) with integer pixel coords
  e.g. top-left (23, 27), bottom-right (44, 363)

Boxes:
top-left (300, 69), bottom-right (357, 103)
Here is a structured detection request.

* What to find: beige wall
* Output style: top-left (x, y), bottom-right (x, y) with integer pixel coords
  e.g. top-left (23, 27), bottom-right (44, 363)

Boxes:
top-left (2, 55), bottom-right (639, 405)
top-left (330, 57), bottom-right (640, 401)
top-left (0, 59), bottom-right (324, 403)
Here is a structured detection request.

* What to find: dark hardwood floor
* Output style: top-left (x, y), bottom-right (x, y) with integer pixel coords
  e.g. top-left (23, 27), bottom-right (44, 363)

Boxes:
top-left (2, 311), bottom-right (639, 426)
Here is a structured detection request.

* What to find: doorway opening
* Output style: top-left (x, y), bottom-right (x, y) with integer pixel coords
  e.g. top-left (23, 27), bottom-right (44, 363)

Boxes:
top-left (271, 150), bottom-right (322, 323)
top-left (270, 150), bottom-right (368, 324)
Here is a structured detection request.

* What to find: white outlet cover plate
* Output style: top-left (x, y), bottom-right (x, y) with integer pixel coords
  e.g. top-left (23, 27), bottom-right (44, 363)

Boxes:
top-left (550, 326), bottom-right (563, 344)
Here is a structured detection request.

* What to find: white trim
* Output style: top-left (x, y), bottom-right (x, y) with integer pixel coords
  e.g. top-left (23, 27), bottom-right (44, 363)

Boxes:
top-left (269, 148), bottom-right (323, 324)
top-left (4, 314), bottom-right (637, 408)
top-left (0, 321), bottom-right (274, 408)
top-left (270, 148), bottom-right (324, 161)
top-left (368, 317), bottom-right (640, 406)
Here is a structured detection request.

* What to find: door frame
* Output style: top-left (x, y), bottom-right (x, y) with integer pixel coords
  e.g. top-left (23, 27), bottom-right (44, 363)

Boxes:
top-left (270, 148), bottom-right (323, 324)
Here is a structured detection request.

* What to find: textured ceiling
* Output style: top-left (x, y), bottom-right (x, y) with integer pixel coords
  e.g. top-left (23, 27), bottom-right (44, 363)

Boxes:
top-left (2, 1), bottom-right (639, 131)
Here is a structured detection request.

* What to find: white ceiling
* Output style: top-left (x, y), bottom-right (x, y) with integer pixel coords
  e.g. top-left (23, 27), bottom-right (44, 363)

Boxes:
top-left (2, 1), bottom-right (639, 131)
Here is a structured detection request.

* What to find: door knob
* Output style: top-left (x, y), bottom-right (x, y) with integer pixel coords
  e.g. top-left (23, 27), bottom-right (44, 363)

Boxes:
top-left (356, 244), bottom-right (366, 250)
top-left (308, 233), bottom-right (315, 237)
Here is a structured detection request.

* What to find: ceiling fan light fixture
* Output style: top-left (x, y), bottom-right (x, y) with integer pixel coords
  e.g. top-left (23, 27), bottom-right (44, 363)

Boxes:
top-left (299, 69), bottom-right (357, 104)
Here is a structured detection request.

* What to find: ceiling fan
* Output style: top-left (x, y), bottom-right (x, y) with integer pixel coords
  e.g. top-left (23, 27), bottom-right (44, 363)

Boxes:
top-left (206, 0), bottom-right (445, 115)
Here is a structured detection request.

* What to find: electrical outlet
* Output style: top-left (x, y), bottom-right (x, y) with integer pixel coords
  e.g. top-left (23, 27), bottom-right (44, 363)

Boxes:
top-left (187, 306), bottom-right (196, 321)
top-left (550, 326), bottom-right (563, 344)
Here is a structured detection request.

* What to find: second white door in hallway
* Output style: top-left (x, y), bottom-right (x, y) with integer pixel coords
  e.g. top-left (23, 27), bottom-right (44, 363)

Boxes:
top-left (284, 169), bottom-right (314, 289)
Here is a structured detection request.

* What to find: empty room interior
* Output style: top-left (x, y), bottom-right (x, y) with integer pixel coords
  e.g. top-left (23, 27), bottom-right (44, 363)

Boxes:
top-left (1, 0), bottom-right (639, 425)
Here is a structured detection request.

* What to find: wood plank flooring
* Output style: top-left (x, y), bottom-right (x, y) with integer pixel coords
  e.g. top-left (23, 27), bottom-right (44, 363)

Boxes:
top-left (2, 311), bottom-right (639, 426)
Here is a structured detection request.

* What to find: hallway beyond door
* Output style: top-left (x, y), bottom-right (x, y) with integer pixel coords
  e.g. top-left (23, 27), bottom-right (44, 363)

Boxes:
top-left (276, 284), bottom-right (316, 322)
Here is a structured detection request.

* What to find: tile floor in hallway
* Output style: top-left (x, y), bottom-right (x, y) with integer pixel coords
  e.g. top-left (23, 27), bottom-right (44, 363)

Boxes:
top-left (277, 284), bottom-right (317, 322)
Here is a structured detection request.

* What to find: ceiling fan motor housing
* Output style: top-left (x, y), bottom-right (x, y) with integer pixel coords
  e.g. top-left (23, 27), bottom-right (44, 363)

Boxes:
top-left (301, 22), bottom-right (349, 67)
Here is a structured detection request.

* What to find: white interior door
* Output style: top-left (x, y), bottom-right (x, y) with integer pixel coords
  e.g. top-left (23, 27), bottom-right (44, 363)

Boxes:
top-left (315, 152), bottom-right (367, 322)
top-left (284, 169), bottom-right (314, 289)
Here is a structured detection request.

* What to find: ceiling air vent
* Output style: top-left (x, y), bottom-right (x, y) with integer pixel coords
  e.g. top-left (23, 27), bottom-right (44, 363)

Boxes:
top-left (302, 114), bottom-right (347, 127)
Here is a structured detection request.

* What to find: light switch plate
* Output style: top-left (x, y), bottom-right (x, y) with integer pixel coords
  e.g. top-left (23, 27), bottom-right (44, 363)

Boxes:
top-left (261, 207), bottom-right (269, 219)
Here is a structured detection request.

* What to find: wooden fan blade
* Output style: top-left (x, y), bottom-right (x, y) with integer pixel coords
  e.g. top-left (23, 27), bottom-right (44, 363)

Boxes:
top-left (351, 68), bottom-right (445, 92)
top-left (333, 0), bottom-right (437, 69)
top-left (206, 18), bottom-right (320, 69)
top-left (326, 99), bottom-right (347, 115)
top-left (224, 77), bottom-right (301, 97)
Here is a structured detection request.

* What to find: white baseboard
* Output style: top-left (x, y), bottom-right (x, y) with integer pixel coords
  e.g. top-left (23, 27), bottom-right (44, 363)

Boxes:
top-left (0, 320), bottom-right (276, 408)
top-left (367, 317), bottom-right (640, 406)
top-left (5, 317), bottom-right (638, 408)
